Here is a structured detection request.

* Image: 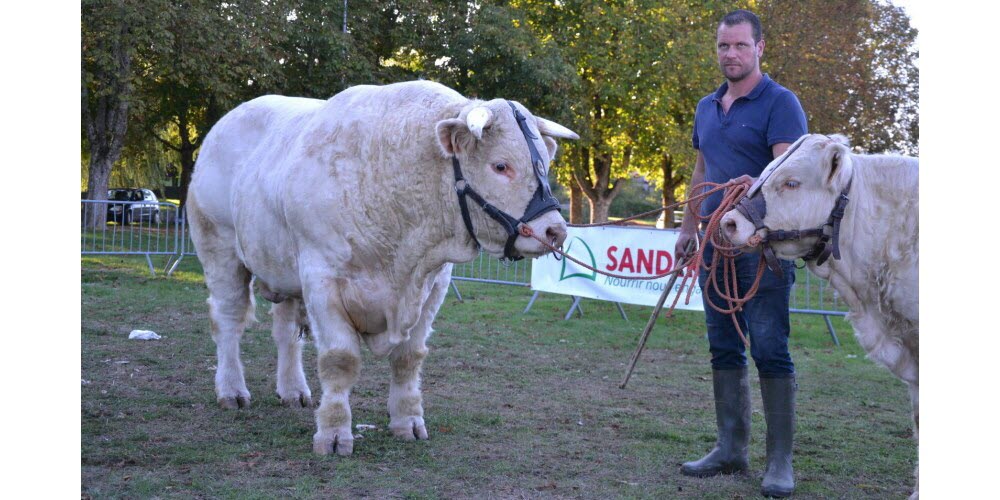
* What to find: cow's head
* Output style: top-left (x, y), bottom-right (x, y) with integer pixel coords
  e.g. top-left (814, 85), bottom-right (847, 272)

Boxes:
top-left (721, 134), bottom-right (854, 263)
top-left (436, 99), bottom-right (577, 259)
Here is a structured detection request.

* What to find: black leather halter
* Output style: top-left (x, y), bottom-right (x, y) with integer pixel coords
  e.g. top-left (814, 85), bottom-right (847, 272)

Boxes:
top-left (452, 101), bottom-right (561, 261)
top-left (733, 138), bottom-right (852, 277)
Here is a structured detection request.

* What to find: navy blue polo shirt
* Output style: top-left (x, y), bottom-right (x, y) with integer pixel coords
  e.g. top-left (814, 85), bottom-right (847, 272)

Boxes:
top-left (692, 74), bottom-right (807, 218)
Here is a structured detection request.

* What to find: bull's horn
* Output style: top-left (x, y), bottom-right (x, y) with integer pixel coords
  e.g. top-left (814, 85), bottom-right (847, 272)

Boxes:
top-left (466, 107), bottom-right (493, 140)
top-left (536, 117), bottom-right (580, 140)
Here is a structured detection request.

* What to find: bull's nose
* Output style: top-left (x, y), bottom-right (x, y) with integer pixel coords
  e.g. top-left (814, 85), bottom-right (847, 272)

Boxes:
top-left (546, 223), bottom-right (568, 247)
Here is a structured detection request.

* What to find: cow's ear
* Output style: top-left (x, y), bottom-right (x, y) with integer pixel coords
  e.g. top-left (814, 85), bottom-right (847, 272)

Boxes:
top-left (826, 141), bottom-right (853, 188)
top-left (436, 119), bottom-right (476, 157)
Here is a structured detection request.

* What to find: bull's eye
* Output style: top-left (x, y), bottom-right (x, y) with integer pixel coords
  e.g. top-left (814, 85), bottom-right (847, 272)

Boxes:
top-left (493, 163), bottom-right (508, 173)
top-left (784, 179), bottom-right (800, 189)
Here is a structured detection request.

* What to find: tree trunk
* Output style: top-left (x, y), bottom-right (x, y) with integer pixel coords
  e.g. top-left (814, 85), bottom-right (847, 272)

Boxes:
top-left (82, 23), bottom-right (132, 229)
top-left (573, 145), bottom-right (626, 224)
top-left (590, 197), bottom-right (612, 224)
top-left (84, 155), bottom-right (116, 228)
top-left (660, 153), bottom-right (677, 228)
top-left (178, 145), bottom-right (196, 209)
top-left (569, 181), bottom-right (583, 224)
top-left (175, 111), bottom-right (199, 209)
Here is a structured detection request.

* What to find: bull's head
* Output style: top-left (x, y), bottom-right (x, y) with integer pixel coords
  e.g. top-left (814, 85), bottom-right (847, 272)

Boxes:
top-left (435, 99), bottom-right (578, 260)
top-left (721, 134), bottom-right (854, 264)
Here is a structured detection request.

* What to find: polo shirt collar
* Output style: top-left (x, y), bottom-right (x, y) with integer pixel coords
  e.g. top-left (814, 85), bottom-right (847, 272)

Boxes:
top-left (713, 73), bottom-right (773, 102)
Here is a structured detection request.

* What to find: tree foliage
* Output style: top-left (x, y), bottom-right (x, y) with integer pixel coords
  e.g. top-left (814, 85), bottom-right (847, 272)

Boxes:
top-left (82, 0), bottom-right (171, 226)
top-left (761, 0), bottom-right (919, 154)
top-left (508, 0), bottom-right (733, 223)
top-left (82, 0), bottom-right (919, 219)
top-left (134, 0), bottom-right (288, 207)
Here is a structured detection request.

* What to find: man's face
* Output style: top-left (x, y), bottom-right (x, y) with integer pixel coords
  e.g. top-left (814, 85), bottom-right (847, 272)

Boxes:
top-left (716, 22), bottom-right (763, 83)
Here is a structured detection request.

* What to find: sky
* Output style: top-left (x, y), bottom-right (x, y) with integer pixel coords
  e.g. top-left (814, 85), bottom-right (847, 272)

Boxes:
top-left (891, 0), bottom-right (921, 36)
top-left (916, 2), bottom-right (1000, 498)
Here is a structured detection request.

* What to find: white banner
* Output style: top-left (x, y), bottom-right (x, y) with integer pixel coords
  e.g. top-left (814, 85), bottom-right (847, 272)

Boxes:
top-left (530, 225), bottom-right (704, 311)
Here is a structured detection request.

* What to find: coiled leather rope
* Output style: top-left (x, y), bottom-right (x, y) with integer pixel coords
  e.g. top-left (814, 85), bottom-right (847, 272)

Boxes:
top-left (523, 177), bottom-right (763, 346)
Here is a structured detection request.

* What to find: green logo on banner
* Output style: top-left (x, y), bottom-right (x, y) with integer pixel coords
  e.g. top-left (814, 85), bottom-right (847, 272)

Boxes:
top-left (560, 237), bottom-right (597, 281)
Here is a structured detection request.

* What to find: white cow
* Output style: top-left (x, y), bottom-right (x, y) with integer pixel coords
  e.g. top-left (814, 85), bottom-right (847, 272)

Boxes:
top-left (187, 80), bottom-right (576, 456)
top-left (720, 134), bottom-right (918, 498)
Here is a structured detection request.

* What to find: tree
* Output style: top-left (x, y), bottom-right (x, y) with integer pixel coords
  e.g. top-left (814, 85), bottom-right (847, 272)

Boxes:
top-left (275, 0), bottom-right (391, 98)
top-left (82, 0), bottom-right (167, 227)
top-left (761, 0), bottom-right (919, 154)
top-left (849, 1), bottom-right (919, 154)
top-left (85, 0), bottom-right (918, 219)
top-left (81, 128), bottom-right (175, 195)
top-left (615, 2), bottom-right (725, 228)
top-left (510, 0), bottom-right (732, 223)
top-left (137, 0), bottom-right (287, 208)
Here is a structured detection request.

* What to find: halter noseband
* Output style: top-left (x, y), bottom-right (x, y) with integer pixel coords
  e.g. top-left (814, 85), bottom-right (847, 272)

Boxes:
top-left (733, 137), bottom-right (852, 277)
top-left (452, 101), bottom-right (561, 261)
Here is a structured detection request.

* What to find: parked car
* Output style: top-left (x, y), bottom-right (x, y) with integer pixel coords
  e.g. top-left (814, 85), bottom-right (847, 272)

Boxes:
top-left (106, 188), bottom-right (161, 225)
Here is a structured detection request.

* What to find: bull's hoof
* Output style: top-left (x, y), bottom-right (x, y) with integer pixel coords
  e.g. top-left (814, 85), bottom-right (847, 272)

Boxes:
top-left (390, 416), bottom-right (428, 441)
top-left (313, 429), bottom-right (354, 456)
top-left (279, 392), bottom-right (313, 408)
top-left (218, 395), bottom-right (251, 409)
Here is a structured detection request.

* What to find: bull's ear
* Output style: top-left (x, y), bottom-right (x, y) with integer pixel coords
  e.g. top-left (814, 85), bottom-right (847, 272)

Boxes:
top-left (435, 119), bottom-right (476, 157)
top-left (542, 136), bottom-right (558, 160)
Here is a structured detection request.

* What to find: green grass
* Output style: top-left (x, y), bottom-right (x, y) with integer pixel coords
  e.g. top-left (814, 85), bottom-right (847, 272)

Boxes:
top-left (81, 255), bottom-right (916, 498)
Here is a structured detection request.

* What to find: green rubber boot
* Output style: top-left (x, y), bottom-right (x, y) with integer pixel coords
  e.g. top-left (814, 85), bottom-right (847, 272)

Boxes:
top-left (760, 376), bottom-right (797, 497)
top-left (681, 367), bottom-right (751, 477)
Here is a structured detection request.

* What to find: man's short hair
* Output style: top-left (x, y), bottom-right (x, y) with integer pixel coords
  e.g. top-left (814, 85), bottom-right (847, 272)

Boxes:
top-left (720, 9), bottom-right (763, 43)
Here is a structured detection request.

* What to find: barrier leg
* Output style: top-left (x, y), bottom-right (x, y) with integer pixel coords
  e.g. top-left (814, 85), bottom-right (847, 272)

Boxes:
top-left (145, 254), bottom-right (156, 276)
top-left (615, 302), bottom-right (628, 321)
top-left (167, 255), bottom-right (185, 276)
top-left (522, 291), bottom-right (540, 314)
top-left (824, 315), bottom-right (841, 346)
top-left (564, 296), bottom-right (584, 320)
top-left (449, 280), bottom-right (463, 303)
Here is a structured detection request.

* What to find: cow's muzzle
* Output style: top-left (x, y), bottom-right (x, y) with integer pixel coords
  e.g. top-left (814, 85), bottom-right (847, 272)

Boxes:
top-left (726, 180), bottom-right (853, 276)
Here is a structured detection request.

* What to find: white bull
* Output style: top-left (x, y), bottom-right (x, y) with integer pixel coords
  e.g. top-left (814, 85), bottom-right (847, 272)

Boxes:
top-left (187, 80), bottom-right (576, 455)
top-left (720, 133), bottom-right (918, 498)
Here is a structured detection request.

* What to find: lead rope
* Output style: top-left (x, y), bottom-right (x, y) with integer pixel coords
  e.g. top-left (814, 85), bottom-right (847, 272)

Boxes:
top-left (523, 177), bottom-right (763, 347)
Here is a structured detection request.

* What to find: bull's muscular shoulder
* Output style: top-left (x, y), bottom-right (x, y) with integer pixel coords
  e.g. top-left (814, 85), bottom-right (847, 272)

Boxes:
top-left (317, 80), bottom-right (466, 116)
top-left (377, 80), bottom-right (465, 102)
top-left (233, 95), bottom-right (326, 129)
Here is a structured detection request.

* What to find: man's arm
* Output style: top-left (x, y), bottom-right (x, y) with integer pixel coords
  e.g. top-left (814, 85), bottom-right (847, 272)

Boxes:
top-left (772, 142), bottom-right (792, 159)
top-left (675, 151), bottom-right (706, 263)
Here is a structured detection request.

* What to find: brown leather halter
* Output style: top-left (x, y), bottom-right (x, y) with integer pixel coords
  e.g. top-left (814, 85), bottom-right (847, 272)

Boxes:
top-left (732, 137), bottom-right (852, 277)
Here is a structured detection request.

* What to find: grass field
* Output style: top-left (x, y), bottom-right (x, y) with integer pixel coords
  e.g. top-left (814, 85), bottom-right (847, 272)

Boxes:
top-left (81, 255), bottom-right (916, 499)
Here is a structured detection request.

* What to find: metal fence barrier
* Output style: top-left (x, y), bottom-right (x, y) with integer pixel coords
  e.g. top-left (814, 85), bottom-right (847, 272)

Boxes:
top-left (448, 250), bottom-right (848, 344)
top-left (82, 200), bottom-right (848, 342)
top-left (81, 200), bottom-right (191, 275)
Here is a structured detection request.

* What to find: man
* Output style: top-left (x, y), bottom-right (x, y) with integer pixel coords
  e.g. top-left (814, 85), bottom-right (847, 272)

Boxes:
top-left (674, 9), bottom-right (807, 498)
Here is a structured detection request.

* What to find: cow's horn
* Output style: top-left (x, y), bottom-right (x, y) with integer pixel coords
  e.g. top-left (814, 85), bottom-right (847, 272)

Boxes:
top-left (466, 107), bottom-right (493, 140)
top-left (536, 117), bottom-right (580, 140)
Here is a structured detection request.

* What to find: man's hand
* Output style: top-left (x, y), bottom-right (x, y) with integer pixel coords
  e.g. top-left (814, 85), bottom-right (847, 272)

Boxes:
top-left (732, 174), bottom-right (755, 187)
top-left (674, 230), bottom-right (698, 266)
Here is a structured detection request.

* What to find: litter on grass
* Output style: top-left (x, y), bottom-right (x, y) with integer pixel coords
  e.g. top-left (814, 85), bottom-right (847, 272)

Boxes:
top-left (129, 330), bottom-right (161, 340)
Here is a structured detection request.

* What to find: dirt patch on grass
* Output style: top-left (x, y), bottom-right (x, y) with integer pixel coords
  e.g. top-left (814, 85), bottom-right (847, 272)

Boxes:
top-left (82, 259), bottom-right (917, 498)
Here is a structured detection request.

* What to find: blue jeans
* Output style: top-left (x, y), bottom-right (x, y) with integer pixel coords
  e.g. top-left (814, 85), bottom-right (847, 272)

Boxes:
top-left (698, 243), bottom-right (796, 378)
